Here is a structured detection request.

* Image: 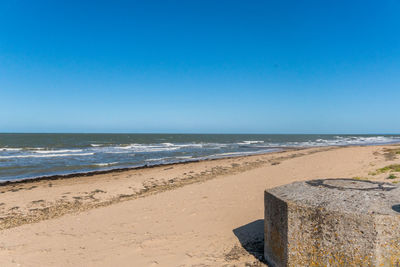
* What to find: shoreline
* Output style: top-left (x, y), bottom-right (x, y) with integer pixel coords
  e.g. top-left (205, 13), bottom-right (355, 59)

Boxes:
top-left (0, 147), bottom-right (292, 185)
top-left (3, 142), bottom-right (399, 185)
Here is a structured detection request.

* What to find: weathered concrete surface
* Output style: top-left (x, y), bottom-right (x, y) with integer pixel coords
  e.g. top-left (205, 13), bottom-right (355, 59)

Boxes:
top-left (264, 179), bottom-right (400, 267)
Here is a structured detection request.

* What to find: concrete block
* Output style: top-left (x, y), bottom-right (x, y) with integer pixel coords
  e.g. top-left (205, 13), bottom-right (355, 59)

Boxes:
top-left (264, 179), bottom-right (400, 267)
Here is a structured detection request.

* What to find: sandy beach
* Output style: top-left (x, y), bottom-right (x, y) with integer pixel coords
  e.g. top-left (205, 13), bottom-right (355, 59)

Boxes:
top-left (1, 144), bottom-right (400, 266)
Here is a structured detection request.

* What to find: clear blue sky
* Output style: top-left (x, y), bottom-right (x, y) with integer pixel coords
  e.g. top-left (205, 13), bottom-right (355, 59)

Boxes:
top-left (1, 0), bottom-right (399, 134)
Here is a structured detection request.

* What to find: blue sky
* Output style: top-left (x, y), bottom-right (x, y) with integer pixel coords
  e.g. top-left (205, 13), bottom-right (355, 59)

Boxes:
top-left (1, 0), bottom-right (400, 134)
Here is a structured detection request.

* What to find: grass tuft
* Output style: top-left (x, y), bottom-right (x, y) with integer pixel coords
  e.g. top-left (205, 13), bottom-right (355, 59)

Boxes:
top-left (375, 164), bottom-right (400, 174)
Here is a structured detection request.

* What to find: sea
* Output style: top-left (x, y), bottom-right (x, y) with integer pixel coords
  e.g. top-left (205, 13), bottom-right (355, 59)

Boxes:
top-left (1, 133), bottom-right (400, 182)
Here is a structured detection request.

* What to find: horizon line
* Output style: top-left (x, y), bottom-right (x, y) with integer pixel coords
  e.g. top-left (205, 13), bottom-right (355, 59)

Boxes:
top-left (1, 132), bottom-right (400, 135)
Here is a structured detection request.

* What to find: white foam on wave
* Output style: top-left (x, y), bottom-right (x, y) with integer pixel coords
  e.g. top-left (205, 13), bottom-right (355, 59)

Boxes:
top-left (0, 148), bottom-right (22, 151)
top-left (115, 142), bottom-right (211, 153)
top-left (172, 143), bottom-right (204, 148)
top-left (237, 140), bottom-right (265, 145)
top-left (295, 136), bottom-right (400, 147)
top-left (88, 142), bottom-right (225, 154)
top-left (161, 143), bottom-right (174, 146)
top-left (33, 149), bottom-right (84, 154)
top-left (104, 151), bottom-right (133, 154)
top-left (118, 143), bottom-right (181, 152)
top-left (145, 157), bottom-right (171, 162)
top-left (244, 136), bottom-right (400, 148)
top-left (0, 152), bottom-right (94, 159)
top-left (94, 162), bottom-right (119, 167)
top-left (90, 144), bottom-right (103, 147)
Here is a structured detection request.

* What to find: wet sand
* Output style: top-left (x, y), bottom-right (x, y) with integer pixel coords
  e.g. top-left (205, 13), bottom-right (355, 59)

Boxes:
top-left (1, 144), bottom-right (399, 266)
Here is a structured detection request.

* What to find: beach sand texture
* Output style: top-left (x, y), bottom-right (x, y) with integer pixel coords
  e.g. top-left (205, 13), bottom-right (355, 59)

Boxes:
top-left (1, 145), bottom-right (400, 266)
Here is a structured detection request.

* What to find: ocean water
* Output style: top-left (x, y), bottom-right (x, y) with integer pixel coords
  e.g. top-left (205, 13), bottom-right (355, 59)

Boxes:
top-left (1, 133), bottom-right (399, 181)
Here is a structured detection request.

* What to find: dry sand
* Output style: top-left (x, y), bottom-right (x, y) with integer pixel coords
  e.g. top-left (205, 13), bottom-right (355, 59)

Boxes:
top-left (1, 144), bottom-right (400, 266)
